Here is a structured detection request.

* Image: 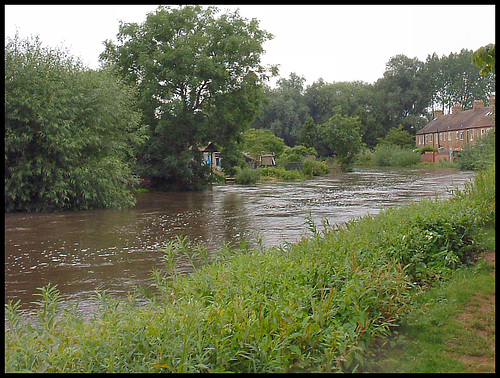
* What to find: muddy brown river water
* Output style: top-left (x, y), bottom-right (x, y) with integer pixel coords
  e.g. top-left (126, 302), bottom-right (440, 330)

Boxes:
top-left (5, 167), bottom-right (475, 313)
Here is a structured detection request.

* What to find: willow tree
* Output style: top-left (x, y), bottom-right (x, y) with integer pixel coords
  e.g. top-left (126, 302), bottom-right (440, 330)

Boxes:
top-left (100, 5), bottom-right (274, 190)
top-left (5, 35), bottom-right (145, 212)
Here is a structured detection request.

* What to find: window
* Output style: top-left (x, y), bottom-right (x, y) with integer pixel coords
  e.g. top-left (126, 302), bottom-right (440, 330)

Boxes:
top-left (481, 129), bottom-right (485, 135)
top-left (448, 132), bottom-right (452, 141)
top-left (460, 132), bottom-right (464, 140)
top-left (429, 134), bottom-right (433, 142)
top-left (470, 130), bottom-right (474, 141)
top-left (456, 131), bottom-right (459, 139)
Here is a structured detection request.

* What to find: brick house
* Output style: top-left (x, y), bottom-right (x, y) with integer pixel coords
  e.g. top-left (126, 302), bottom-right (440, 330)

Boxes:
top-left (416, 95), bottom-right (495, 162)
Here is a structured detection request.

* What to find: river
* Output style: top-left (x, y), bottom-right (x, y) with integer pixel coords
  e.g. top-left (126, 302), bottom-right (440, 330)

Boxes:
top-left (4, 167), bottom-right (475, 313)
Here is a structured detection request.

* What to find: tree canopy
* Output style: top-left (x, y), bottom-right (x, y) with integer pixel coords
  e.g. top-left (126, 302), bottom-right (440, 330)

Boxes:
top-left (377, 125), bottom-right (416, 149)
top-left (241, 128), bottom-right (285, 159)
top-left (315, 112), bottom-right (363, 171)
top-left (251, 72), bottom-right (309, 146)
top-left (100, 5), bottom-right (273, 190)
top-left (472, 43), bottom-right (495, 75)
top-left (425, 49), bottom-right (495, 114)
top-left (5, 35), bottom-right (145, 212)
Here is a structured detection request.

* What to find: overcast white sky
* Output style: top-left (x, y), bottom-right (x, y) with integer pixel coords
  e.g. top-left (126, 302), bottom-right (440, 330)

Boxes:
top-left (5, 4), bottom-right (496, 86)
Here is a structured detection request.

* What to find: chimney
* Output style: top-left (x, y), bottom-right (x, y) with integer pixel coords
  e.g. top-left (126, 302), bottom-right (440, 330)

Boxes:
top-left (434, 109), bottom-right (444, 118)
top-left (452, 103), bottom-right (462, 114)
top-left (489, 94), bottom-right (495, 113)
top-left (473, 100), bottom-right (485, 110)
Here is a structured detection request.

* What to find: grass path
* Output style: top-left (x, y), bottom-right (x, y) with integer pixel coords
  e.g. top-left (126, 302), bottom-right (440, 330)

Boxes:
top-left (363, 248), bottom-right (495, 373)
top-left (447, 249), bottom-right (495, 373)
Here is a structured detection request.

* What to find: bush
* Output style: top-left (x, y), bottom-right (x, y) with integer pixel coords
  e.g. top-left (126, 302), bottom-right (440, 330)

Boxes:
top-left (234, 166), bottom-right (261, 185)
top-left (354, 148), bottom-right (375, 166)
top-left (260, 166), bottom-right (304, 180)
top-left (377, 125), bottom-right (416, 149)
top-left (455, 130), bottom-right (495, 171)
top-left (370, 145), bottom-right (421, 167)
top-left (277, 145), bottom-right (317, 166)
top-left (301, 157), bottom-right (328, 177)
top-left (5, 35), bottom-right (144, 212)
top-left (414, 145), bottom-right (438, 154)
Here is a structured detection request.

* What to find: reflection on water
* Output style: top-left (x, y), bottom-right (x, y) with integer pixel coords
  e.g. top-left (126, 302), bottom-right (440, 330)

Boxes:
top-left (5, 167), bottom-right (475, 311)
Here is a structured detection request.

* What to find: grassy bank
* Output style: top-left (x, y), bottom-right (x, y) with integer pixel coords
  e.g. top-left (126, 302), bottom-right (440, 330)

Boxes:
top-left (363, 226), bottom-right (495, 373)
top-left (5, 165), bottom-right (495, 373)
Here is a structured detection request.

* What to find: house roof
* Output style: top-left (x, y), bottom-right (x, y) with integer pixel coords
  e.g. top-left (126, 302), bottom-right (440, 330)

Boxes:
top-left (198, 142), bottom-right (219, 152)
top-left (416, 106), bottom-right (494, 135)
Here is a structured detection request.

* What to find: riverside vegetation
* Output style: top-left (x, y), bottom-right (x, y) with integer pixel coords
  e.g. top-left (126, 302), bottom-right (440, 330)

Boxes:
top-left (4, 163), bottom-right (495, 373)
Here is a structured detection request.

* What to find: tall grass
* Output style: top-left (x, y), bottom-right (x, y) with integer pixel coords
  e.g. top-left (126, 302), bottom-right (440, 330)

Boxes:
top-left (234, 166), bottom-right (261, 184)
top-left (301, 157), bottom-right (328, 177)
top-left (5, 165), bottom-right (495, 373)
top-left (455, 130), bottom-right (495, 171)
top-left (260, 165), bottom-right (304, 180)
top-left (356, 145), bottom-right (421, 167)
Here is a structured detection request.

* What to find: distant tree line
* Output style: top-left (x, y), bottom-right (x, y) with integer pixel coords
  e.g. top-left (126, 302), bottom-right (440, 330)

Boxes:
top-left (251, 51), bottom-right (495, 150)
top-left (4, 4), bottom-right (495, 212)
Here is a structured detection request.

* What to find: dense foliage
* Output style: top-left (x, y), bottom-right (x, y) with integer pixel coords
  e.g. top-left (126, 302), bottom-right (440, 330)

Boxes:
top-left (5, 164), bottom-right (495, 372)
top-left (425, 49), bottom-right (495, 114)
top-left (100, 5), bottom-right (273, 190)
top-left (5, 35), bottom-right (145, 212)
top-left (376, 125), bottom-right (416, 149)
top-left (472, 43), bottom-right (495, 75)
top-left (355, 145), bottom-right (421, 168)
top-left (251, 73), bottom-right (310, 146)
top-left (251, 47), bottom-right (494, 158)
top-left (455, 130), bottom-right (496, 171)
top-left (277, 145), bottom-right (318, 165)
top-left (241, 128), bottom-right (285, 159)
top-left (315, 112), bottom-right (363, 171)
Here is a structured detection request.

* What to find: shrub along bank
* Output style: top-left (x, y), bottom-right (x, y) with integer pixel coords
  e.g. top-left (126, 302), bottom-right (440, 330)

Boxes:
top-left (4, 165), bottom-right (495, 373)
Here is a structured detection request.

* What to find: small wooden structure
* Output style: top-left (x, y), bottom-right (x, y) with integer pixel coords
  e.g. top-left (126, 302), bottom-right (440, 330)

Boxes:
top-left (259, 153), bottom-right (276, 166)
top-left (199, 142), bottom-right (222, 171)
top-left (243, 152), bottom-right (257, 169)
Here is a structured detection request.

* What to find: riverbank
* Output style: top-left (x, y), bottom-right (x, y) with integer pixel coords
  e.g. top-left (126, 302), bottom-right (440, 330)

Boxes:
top-left (363, 231), bottom-right (495, 373)
top-left (5, 166), bottom-right (495, 373)
top-left (6, 167), bottom-right (474, 312)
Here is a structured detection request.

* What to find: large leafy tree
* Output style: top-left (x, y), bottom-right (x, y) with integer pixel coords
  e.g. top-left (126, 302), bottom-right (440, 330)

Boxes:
top-left (424, 49), bottom-right (494, 114)
top-left (241, 128), bottom-right (285, 159)
top-left (251, 72), bottom-right (309, 146)
top-left (315, 112), bottom-right (363, 171)
top-left (303, 79), bottom-right (386, 147)
top-left (5, 35), bottom-right (145, 212)
top-left (100, 5), bottom-right (273, 190)
top-left (299, 117), bottom-right (317, 149)
top-left (375, 54), bottom-right (432, 134)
